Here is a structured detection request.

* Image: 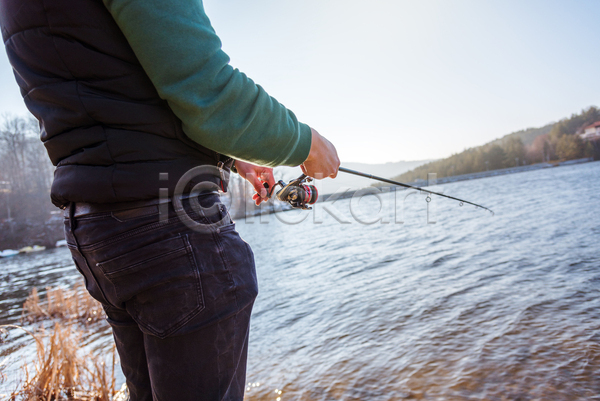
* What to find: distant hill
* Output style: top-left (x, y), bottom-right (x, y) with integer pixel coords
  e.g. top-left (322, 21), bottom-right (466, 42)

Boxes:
top-left (488, 123), bottom-right (554, 147)
top-left (394, 106), bottom-right (599, 183)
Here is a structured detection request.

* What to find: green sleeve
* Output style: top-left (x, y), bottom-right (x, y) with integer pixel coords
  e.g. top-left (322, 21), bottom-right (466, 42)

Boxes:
top-left (102, 0), bottom-right (311, 167)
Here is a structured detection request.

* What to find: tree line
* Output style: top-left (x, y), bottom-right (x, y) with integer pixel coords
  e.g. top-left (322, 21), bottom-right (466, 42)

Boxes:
top-left (395, 106), bottom-right (600, 183)
top-left (0, 114), bottom-right (60, 249)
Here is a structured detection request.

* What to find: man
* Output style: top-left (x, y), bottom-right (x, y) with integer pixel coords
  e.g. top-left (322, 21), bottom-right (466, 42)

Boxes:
top-left (0, 0), bottom-right (339, 399)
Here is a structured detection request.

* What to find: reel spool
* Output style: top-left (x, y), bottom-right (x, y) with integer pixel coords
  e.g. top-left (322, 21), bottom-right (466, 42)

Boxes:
top-left (266, 174), bottom-right (318, 210)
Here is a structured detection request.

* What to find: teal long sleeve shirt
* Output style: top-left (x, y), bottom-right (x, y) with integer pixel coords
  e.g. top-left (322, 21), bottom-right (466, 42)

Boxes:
top-left (103, 0), bottom-right (312, 167)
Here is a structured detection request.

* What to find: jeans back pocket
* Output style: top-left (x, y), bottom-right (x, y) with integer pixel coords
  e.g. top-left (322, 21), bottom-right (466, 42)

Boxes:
top-left (96, 234), bottom-right (204, 338)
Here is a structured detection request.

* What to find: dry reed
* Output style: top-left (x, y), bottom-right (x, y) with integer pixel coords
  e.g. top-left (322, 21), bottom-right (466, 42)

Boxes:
top-left (0, 284), bottom-right (130, 400)
top-left (2, 323), bottom-right (122, 401)
top-left (22, 283), bottom-right (105, 324)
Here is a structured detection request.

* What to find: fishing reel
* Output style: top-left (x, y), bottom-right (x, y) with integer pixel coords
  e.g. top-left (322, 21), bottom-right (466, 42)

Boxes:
top-left (265, 174), bottom-right (318, 210)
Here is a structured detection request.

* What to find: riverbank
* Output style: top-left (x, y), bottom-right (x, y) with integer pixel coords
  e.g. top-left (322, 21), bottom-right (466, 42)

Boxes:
top-left (422, 157), bottom-right (594, 186)
top-left (0, 214), bottom-right (64, 254)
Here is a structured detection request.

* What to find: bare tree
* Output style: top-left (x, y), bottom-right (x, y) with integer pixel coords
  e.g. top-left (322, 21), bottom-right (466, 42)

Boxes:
top-left (0, 114), bottom-right (57, 248)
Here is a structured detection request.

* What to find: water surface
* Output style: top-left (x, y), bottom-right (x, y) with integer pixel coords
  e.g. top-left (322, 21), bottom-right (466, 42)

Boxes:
top-left (1, 162), bottom-right (599, 400)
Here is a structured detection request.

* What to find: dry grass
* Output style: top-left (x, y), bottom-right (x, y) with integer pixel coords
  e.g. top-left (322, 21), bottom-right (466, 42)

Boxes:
top-left (22, 283), bottom-right (105, 324)
top-left (2, 323), bottom-right (121, 401)
top-left (0, 284), bottom-right (129, 400)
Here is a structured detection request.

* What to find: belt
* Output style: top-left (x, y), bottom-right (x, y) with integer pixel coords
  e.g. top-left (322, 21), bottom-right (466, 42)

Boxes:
top-left (65, 192), bottom-right (220, 219)
top-left (64, 197), bottom-right (164, 218)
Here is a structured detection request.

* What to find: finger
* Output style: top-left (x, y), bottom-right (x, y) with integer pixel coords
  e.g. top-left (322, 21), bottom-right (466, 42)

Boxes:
top-left (262, 169), bottom-right (276, 191)
top-left (333, 160), bottom-right (341, 178)
top-left (250, 175), bottom-right (267, 198)
top-left (258, 171), bottom-right (274, 199)
top-left (253, 193), bottom-right (264, 205)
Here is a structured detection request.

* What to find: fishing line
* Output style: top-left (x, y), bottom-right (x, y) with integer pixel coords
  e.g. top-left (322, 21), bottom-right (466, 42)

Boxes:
top-left (339, 167), bottom-right (494, 215)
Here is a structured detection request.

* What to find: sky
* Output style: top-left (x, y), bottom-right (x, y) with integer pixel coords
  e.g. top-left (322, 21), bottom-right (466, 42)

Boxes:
top-left (1, 0), bottom-right (599, 164)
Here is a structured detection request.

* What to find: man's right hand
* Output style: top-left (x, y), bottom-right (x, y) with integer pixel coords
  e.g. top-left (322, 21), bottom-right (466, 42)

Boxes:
top-left (301, 128), bottom-right (340, 179)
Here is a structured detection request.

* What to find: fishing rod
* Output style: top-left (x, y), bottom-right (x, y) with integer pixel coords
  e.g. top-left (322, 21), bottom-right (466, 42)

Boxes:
top-left (263, 166), bottom-right (494, 215)
top-left (339, 167), bottom-right (494, 215)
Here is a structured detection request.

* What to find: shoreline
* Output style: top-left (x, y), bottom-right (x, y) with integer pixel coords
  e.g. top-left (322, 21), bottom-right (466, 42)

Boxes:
top-left (420, 157), bottom-right (595, 186)
top-left (315, 157), bottom-right (596, 203)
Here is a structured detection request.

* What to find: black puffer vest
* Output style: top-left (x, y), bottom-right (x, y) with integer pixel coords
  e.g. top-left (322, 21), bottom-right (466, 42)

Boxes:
top-left (0, 0), bottom-right (225, 207)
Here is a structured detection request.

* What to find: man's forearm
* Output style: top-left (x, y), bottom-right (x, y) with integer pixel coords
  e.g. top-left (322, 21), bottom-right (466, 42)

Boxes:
top-left (103, 0), bottom-right (311, 167)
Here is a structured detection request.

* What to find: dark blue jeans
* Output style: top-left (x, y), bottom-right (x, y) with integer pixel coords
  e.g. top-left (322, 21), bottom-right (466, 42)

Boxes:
top-left (64, 193), bottom-right (258, 401)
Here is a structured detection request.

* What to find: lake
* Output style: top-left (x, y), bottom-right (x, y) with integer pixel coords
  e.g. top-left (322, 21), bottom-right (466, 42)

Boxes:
top-left (1, 161), bottom-right (599, 400)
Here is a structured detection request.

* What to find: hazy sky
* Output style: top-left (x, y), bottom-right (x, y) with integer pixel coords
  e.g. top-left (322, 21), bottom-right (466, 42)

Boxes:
top-left (1, 0), bottom-right (599, 163)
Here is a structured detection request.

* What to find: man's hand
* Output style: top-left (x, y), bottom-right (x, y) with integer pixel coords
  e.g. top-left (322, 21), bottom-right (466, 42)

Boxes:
top-left (234, 161), bottom-right (276, 205)
top-left (301, 128), bottom-right (340, 179)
